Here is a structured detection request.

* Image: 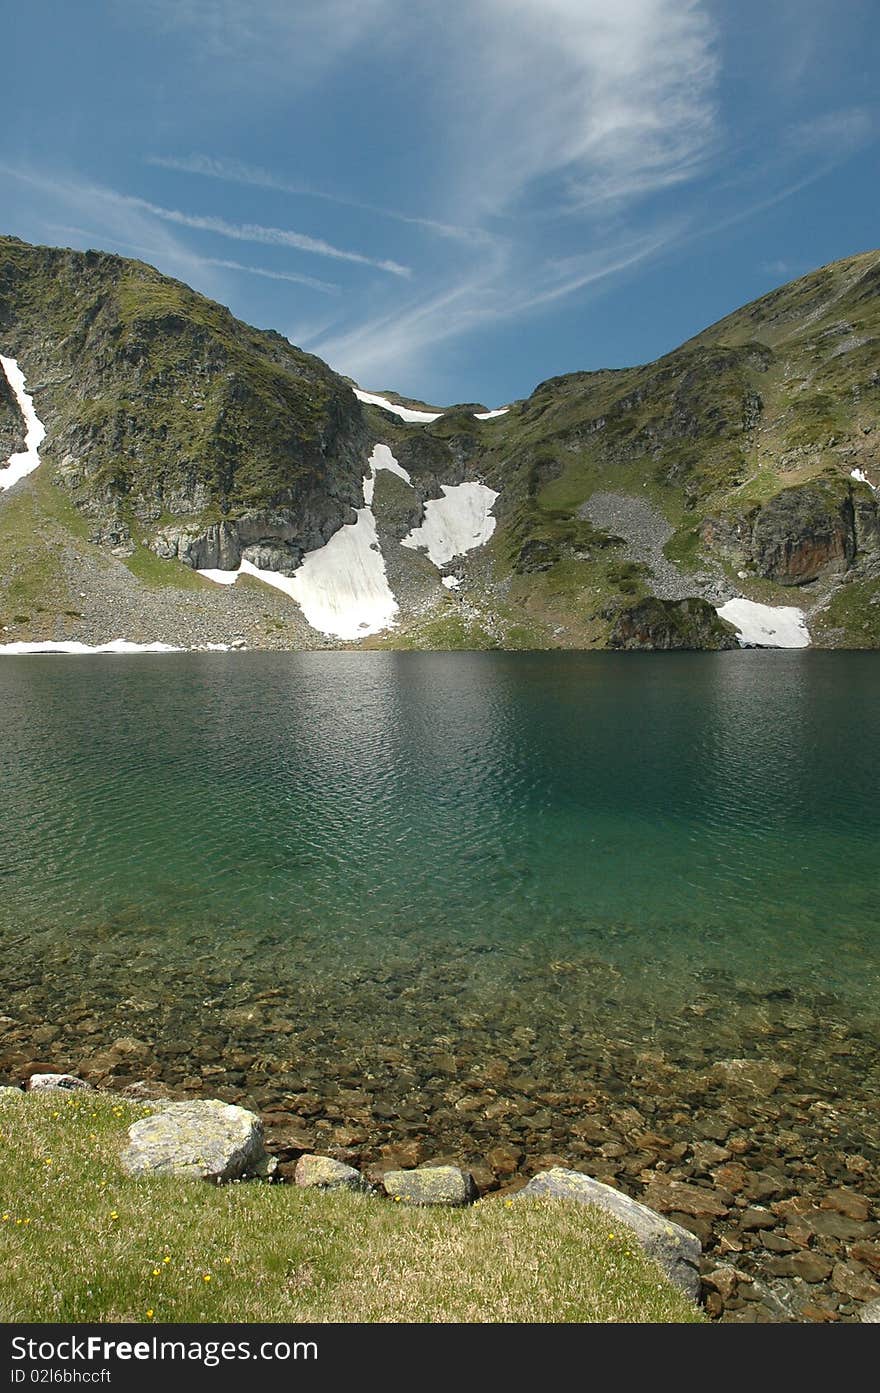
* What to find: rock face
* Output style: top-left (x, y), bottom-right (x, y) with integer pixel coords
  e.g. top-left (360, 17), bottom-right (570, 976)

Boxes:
top-left (120, 1099), bottom-right (273, 1182)
top-left (0, 360), bottom-right (24, 460)
top-left (0, 236), bottom-right (371, 565)
top-left (609, 596), bottom-right (739, 650)
top-left (749, 478), bottom-right (856, 584)
top-left (517, 1168), bottom-right (702, 1301)
top-left (294, 1154), bottom-right (365, 1191)
top-left (708, 478), bottom-right (880, 587)
top-left (382, 1165), bottom-right (477, 1207)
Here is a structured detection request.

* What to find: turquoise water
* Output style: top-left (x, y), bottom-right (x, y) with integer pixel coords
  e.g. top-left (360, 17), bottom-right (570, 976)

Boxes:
top-left (1, 650), bottom-right (878, 1183)
top-left (2, 651), bottom-right (878, 983)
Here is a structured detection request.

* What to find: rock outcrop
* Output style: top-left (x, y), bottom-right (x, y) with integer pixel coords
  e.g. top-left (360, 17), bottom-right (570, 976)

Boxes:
top-left (609, 596), bottom-right (739, 650)
top-left (0, 362), bottom-right (23, 460)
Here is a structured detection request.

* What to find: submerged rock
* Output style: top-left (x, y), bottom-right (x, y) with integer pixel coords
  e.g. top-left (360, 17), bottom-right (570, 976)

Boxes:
top-left (294, 1154), bottom-right (365, 1191)
top-left (517, 1168), bottom-right (702, 1301)
top-left (121, 1099), bottom-right (274, 1182)
top-left (383, 1165), bottom-right (477, 1207)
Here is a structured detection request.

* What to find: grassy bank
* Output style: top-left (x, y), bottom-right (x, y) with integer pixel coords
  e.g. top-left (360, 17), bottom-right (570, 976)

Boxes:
top-left (0, 1092), bottom-right (701, 1324)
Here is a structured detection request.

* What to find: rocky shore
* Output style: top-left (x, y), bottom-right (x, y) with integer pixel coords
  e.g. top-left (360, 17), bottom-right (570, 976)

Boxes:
top-left (3, 974), bottom-right (878, 1325)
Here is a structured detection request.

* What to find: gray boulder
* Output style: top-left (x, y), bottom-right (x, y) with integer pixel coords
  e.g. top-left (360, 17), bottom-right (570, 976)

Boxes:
top-left (294, 1154), bottom-right (366, 1191)
top-left (28, 1073), bottom-right (93, 1092)
top-left (860, 1298), bottom-right (880, 1323)
top-left (383, 1165), bottom-right (477, 1207)
top-left (0, 1086), bottom-right (24, 1100)
top-left (516, 1167), bottom-right (701, 1301)
top-left (121, 1099), bottom-right (275, 1182)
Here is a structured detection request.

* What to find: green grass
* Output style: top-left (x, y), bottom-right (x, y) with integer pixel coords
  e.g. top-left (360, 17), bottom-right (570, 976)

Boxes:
top-left (123, 544), bottom-right (210, 591)
top-left (811, 574), bottom-right (880, 648)
top-left (0, 477), bottom-right (79, 625)
top-left (0, 1092), bottom-right (701, 1324)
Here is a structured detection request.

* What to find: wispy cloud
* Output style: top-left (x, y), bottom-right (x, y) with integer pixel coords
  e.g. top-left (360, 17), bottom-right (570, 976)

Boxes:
top-left (1, 164), bottom-right (408, 282)
top-left (786, 106), bottom-right (875, 157)
top-left (309, 227), bottom-right (676, 385)
top-left (104, 191), bottom-right (411, 277)
top-left (15, 0), bottom-right (859, 397)
top-left (147, 153), bottom-right (492, 246)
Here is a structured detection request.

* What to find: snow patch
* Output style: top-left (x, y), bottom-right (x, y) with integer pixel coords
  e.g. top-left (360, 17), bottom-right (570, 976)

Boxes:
top-left (363, 442), bottom-right (411, 505)
top-left (0, 356), bottom-right (46, 490)
top-left (288, 507), bottom-right (397, 640)
top-left (402, 483), bottom-right (499, 567)
top-left (355, 388), bottom-right (509, 424)
top-left (851, 467), bottom-right (877, 491)
top-left (198, 511), bottom-right (398, 641)
top-left (0, 639), bottom-right (183, 655)
top-left (353, 389), bottom-right (441, 423)
top-left (716, 598), bottom-right (810, 649)
top-left (442, 575), bottom-right (461, 590)
top-left (237, 557), bottom-right (299, 601)
top-left (198, 568), bottom-right (239, 585)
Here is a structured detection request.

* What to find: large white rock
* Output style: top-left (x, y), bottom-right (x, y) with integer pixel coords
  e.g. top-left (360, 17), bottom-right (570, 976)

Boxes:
top-left (28, 1073), bottom-right (93, 1093)
top-left (121, 1099), bottom-right (274, 1182)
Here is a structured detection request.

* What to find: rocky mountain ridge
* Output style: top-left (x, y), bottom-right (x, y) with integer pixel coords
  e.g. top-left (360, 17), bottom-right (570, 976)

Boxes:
top-left (1, 234), bottom-right (878, 650)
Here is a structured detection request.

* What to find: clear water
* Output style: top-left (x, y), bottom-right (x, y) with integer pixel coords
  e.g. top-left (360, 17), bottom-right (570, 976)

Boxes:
top-left (1, 651), bottom-right (878, 1191)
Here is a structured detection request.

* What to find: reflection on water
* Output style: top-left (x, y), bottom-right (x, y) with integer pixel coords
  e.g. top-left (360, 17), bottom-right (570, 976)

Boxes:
top-left (2, 649), bottom-right (879, 991)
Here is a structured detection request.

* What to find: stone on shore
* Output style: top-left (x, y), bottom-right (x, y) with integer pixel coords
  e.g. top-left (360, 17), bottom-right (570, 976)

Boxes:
top-left (294, 1154), bottom-right (365, 1191)
top-left (516, 1167), bottom-right (702, 1301)
top-left (383, 1165), bottom-right (477, 1207)
top-left (121, 1099), bottom-right (274, 1182)
top-left (28, 1073), bottom-right (93, 1093)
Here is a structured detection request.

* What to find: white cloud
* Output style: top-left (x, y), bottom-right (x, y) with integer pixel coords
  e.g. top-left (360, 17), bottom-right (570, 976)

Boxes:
top-left (0, 166), bottom-right (409, 278)
top-left (310, 227), bottom-right (676, 385)
top-left (471, 0), bottom-right (717, 212)
top-left (297, 0), bottom-right (719, 380)
top-left (6, 2), bottom-right (729, 387)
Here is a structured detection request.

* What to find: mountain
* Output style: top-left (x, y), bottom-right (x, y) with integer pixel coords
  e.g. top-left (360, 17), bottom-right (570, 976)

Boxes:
top-left (1, 234), bottom-right (878, 651)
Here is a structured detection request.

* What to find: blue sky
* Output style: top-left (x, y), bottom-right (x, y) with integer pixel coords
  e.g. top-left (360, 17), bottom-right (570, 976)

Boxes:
top-left (2, 1), bottom-right (878, 406)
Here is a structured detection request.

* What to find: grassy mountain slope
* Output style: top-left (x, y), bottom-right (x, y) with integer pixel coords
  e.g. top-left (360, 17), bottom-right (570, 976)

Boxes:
top-left (0, 236), bottom-right (370, 568)
top-left (1, 236), bottom-right (878, 648)
top-left (379, 248), bottom-right (879, 649)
